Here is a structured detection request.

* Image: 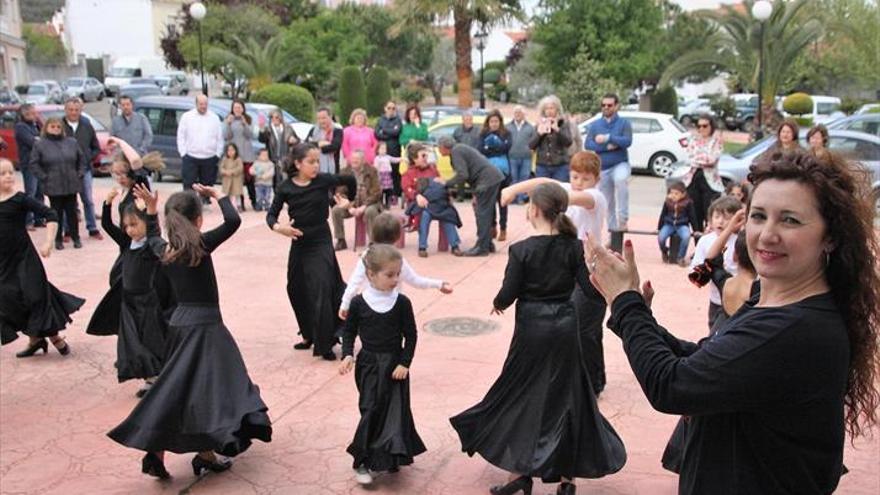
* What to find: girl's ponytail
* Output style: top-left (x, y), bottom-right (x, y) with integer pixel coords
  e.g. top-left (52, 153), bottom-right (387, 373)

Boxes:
top-left (553, 210), bottom-right (577, 239)
top-left (163, 191), bottom-right (205, 266)
top-left (530, 182), bottom-right (577, 238)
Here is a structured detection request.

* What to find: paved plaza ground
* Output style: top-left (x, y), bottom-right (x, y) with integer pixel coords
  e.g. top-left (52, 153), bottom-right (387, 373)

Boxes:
top-left (1, 176), bottom-right (878, 495)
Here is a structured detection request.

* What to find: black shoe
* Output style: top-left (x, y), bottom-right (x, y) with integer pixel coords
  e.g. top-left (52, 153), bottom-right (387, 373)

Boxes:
top-left (490, 475), bottom-right (532, 495)
top-left (321, 351), bottom-right (337, 361)
top-left (293, 340), bottom-right (312, 350)
top-left (73, 239), bottom-right (82, 249)
top-left (15, 339), bottom-right (48, 358)
top-left (55, 240), bottom-right (64, 251)
top-left (489, 242), bottom-right (496, 253)
top-left (418, 249), bottom-right (428, 258)
top-left (192, 454), bottom-right (232, 476)
top-left (51, 338), bottom-right (70, 356)
top-left (462, 247), bottom-right (490, 257)
top-left (451, 246), bottom-right (463, 257)
top-left (334, 239), bottom-right (347, 251)
top-left (661, 250), bottom-right (669, 263)
top-left (556, 481), bottom-right (576, 495)
top-left (142, 453), bottom-right (170, 479)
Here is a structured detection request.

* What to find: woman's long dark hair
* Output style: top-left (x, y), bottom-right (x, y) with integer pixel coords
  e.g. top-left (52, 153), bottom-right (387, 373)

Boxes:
top-left (748, 150), bottom-right (880, 440)
top-left (529, 182), bottom-right (577, 238)
top-left (283, 142), bottom-right (318, 177)
top-left (480, 109), bottom-right (509, 138)
top-left (229, 99), bottom-right (252, 125)
top-left (162, 191), bottom-right (205, 267)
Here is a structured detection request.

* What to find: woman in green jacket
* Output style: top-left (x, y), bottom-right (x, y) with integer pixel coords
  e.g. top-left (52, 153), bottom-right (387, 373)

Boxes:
top-left (399, 105), bottom-right (429, 149)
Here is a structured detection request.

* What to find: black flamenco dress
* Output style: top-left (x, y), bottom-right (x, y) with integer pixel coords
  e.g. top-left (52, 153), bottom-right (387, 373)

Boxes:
top-left (342, 289), bottom-right (426, 471)
top-left (108, 196), bottom-right (271, 455)
top-left (98, 204), bottom-right (168, 382)
top-left (450, 235), bottom-right (626, 482)
top-left (266, 173), bottom-right (356, 356)
top-left (0, 192), bottom-right (84, 345)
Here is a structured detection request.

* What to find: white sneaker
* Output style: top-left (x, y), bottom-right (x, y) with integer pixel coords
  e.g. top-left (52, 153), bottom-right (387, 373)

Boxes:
top-left (354, 466), bottom-right (373, 485)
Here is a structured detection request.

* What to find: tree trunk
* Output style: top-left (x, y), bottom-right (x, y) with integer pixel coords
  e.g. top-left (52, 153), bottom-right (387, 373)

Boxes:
top-left (453, 5), bottom-right (473, 109)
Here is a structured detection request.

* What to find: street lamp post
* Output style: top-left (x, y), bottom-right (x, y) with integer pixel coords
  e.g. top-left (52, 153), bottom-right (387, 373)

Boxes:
top-left (189, 2), bottom-right (208, 96)
top-left (752, 0), bottom-right (772, 140)
top-left (475, 30), bottom-right (488, 109)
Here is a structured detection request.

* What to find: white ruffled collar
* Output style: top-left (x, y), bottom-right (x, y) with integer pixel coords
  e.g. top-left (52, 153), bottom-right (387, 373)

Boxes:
top-left (362, 285), bottom-right (399, 313)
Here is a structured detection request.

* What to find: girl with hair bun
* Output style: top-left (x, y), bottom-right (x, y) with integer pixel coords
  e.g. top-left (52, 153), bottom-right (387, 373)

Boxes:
top-left (450, 182), bottom-right (626, 495)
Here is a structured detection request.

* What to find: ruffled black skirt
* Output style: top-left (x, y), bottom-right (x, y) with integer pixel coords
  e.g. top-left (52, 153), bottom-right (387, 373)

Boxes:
top-left (108, 304), bottom-right (272, 455)
top-left (115, 290), bottom-right (168, 382)
top-left (86, 255), bottom-right (123, 336)
top-left (450, 300), bottom-right (626, 482)
top-left (347, 349), bottom-right (426, 471)
top-left (0, 245), bottom-right (84, 345)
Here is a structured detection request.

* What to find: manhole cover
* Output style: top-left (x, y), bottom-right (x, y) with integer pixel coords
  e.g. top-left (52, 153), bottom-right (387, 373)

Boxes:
top-left (423, 317), bottom-right (500, 337)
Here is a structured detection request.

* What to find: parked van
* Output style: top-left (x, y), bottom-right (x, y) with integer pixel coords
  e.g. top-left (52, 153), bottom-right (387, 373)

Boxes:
top-left (105, 56), bottom-right (167, 96)
top-left (809, 95), bottom-right (845, 125)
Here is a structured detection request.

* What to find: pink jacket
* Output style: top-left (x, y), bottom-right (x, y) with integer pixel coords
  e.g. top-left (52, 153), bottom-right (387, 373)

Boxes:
top-left (342, 125), bottom-right (378, 164)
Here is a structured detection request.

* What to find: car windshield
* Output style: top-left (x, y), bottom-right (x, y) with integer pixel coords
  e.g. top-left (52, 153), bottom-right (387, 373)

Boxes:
top-left (817, 102), bottom-right (840, 115)
top-left (730, 135), bottom-right (776, 159)
top-left (28, 85), bottom-right (47, 94)
top-left (108, 67), bottom-right (137, 77)
top-left (65, 78), bottom-right (84, 87)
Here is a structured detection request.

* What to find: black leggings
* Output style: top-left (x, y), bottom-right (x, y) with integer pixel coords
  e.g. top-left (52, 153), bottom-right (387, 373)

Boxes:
top-left (688, 169), bottom-right (720, 231)
top-left (49, 194), bottom-right (79, 242)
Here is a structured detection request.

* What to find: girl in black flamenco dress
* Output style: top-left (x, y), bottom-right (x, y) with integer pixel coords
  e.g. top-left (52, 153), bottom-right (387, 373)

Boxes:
top-left (0, 158), bottom-right (84, 357)
top-left (450, 183), bottom-right (626, 495)
top-left (338, 244), bottom-right (426, 485)
top-left (266, 143), bottom-right (356, 360)
top-left (108, 185), bottom-right (271, 480)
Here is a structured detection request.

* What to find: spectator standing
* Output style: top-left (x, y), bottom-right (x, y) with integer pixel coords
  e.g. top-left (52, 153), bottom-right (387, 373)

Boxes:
top-left (506, 105), bottom-right (536, 204)
top-left (258, 110), bottom-right (299, 188)
top-left (807, 124), bottom-right (828, 156)
top-left (111, 95), bottom-right (153, 156)
top-left (479, 110), bottom-right (512, 242)
top-left (331, 150), bottom-right (383, 251)
top-left (399, 105), bottom-right (429, 150)
top-left (29, 117), bottom-right (87, 250)
top-left (682, 115), bottom-right (723, 231)
top-left (586, 93), bottom-right (633, 231)
top-left (529, 95), bottom-right (573, 181)
top-left (250, 149), bottom-right (275, 211)
top-left (176, 94), bottom-right (224, 202)
top-left (452, 110), bottom-right (482, 149)
top-left (374, 101), bottom-right (403, 197)
top-left (14, 104), bottom-right (44, 228)
top-left (219, 143), bottom-right (245, 211)
top-left (223, 100), bottom-right (256, 209)
top-left (306, 107), bottom-right (344, 174)
top-left (436, 136), bottom-right (504, 256)
top-left (342, 108), bottom-right (378, 164)
top-left (62, 97), bottom-right (102, 240)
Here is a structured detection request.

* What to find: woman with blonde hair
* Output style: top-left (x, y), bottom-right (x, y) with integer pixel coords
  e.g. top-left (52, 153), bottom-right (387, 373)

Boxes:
top-left (342, 108), bottom-right (378, 165)
top-left (529, 95), bottom-right (573, 181)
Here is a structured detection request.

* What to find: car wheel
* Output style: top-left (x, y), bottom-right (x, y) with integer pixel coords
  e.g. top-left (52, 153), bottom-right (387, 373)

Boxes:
top-left (742, 119), bottom-right (756, 134)
top-left (181, 90), bottom-right (188, 96)
top-left (649, 152), bottom-right (677, 178)
top-left (680, 115), bottom-right (694, 127)
top-left (98, 91), bottom-right (105, 101)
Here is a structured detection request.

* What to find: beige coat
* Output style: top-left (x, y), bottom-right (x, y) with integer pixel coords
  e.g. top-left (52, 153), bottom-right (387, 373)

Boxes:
top-left (220, 157), bottom-right (244, 196)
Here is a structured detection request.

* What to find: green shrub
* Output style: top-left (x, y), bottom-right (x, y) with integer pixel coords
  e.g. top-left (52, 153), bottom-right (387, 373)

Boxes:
top-left (651, 85), bottom-right (678, 118)
top-left (840, 97), bottom-right (865, 115)
top-left (337, 65), bottom-right (367, 124)
top-left (794, 116), bottom-right (814, 127)
top-left (868, 105), bottom-right (880, 114)
top-left (397, 86), bottom-right (424, 105)
top-left (783, 92), bottom-right (813, 115)
top-left (365, 66), bottom-right (391, 117)
top-left (488, 82), bottom-right (509, 103)
top-left (250, 83), bottom-right (315, 122)
top-left (482, 68), bottom-right (502, 85)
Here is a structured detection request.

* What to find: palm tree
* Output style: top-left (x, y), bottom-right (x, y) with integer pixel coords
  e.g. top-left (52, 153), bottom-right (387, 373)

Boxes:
top-left (660, 0), bottom-right (821, 110)
top-left (392, 0), bottom-right (523, 108)
top-left (207, 34), bottom-right (289, 93)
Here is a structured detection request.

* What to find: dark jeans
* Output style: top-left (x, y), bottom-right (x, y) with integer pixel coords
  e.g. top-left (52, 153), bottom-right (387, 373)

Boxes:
top-left (182, 155), bottom-right (219, 192)
top-left (688, 169), bottom-right (720, 232)
top-left (473, 182), bottom-right (501, 252)
top-left (21, 167), bottom-right (44, 225)
top-left (536, 163), bottom-right (570, 182)
top-left (391, 158), bottom-right (402, 197)
top-left (573, 286), bottom-right (608, 394)
top-left (493, 174), bottom-right (511, 231)
top-left (49, 194), bottom-right (79, 242)
top-left (658, 224), bottom-right (691, 259)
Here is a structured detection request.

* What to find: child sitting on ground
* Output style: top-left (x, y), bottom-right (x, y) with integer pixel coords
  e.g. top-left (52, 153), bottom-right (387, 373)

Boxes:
top-left (657, 181), bottom-right (699, 266)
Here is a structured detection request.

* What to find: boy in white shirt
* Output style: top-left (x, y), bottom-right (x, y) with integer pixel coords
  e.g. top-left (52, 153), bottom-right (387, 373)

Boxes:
top-left (689, 195), bottom-right (744, 330)
top-left (500, 151), bottom-right (610, 395)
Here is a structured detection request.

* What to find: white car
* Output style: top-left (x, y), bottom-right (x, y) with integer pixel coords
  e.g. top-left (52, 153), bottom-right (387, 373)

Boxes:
top-left (579, 111), bottom-right (689, 177)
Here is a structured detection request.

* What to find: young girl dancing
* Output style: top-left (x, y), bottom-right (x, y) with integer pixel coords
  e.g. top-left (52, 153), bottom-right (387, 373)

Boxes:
top-left (100, 187), bottom-right (168, 397)
top-left (266, 143), bottom-right (356, 360)
top-left (339, 244), bottom-right (426, 485)
top-left (450, 182), bottom-right (625, 495)
top-left (0, 158), bottom-right (84, 357)
top-left (108, 185), bottom-right (271, 479)
top-left (339, 212), bottom-right (451, 320)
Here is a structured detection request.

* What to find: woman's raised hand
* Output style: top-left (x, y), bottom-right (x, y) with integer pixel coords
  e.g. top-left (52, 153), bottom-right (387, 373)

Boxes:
top-left (585, 236), bottom-right (642, 306)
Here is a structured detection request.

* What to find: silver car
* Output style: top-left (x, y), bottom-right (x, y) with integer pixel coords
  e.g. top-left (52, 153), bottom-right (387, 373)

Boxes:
top-left (63, 77), bottom-right (106, 102)
top-left (25, 81), bottom-right (64, 105)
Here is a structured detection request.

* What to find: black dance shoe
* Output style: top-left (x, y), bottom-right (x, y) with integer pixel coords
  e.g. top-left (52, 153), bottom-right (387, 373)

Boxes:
top-left (334, 239), bottom-right (348, 251)
top-left (15, 339), bottom-right (48, 358)
top-left (192, 454), bottom-right (232, 476)
top-left (321, 351), bottom-right (337, 361)
top-left (55, 240), bottom-right (64, 251)
top-left (490, 475), bottom-right (532, 495)
top-left (141, 453), bottom-right (170, 479)
top-left (51, 338), bottom-right (70, 356)
top-left (556, 481), bottom-right (576, 495)
top-left (293, 340), bottom-right (312, 350)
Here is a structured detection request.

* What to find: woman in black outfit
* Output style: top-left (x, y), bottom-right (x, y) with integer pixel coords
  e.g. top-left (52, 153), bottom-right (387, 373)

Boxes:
top-left (108, 185), bottom-right (271, 479)
top-left (450, 183), bottom-right (625, 495)
top-left (0, 158), bottom-right (84, 356)
top-left (587, 150), bottom-right (880, 494)
top-left (28, 117), bottom-right (87, 250)
top-left (266, 143), bottom-right (356, 360)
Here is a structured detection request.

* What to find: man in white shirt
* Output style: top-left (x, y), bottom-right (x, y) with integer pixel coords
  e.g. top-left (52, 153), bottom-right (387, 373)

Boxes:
top-left (176, 94), bottom-right (224, 197)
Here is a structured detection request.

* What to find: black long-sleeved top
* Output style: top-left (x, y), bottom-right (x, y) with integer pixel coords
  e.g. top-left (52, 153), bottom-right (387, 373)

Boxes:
top-left (607, 290), bottom-right (849, 494)
top-left (374, 114), bottom-right (403, 157)
top-left (151, 196), bottom-right (240, 304)
top-left (493, 235), bottom-right (598, 310)
top-left (265, 174), bottom-right (356, 244)
top-left (342, 293), bottom-right (418, 367)
top-left (0, 192), bottom-right (58, 261)
top-left (102, 202), bottom-right (163, 293)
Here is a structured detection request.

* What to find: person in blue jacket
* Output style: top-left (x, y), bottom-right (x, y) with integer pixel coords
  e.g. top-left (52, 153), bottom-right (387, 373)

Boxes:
top-left (585, 94), bottom-right (632, 232)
